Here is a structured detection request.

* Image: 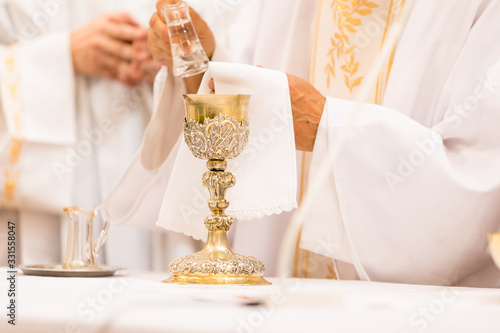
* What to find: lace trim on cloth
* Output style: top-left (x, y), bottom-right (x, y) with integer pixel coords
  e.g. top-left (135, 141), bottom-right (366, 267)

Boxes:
top-left (229, 202), bottom-right (298, 221)
top-left (160, 202), bottom-right (298, 242)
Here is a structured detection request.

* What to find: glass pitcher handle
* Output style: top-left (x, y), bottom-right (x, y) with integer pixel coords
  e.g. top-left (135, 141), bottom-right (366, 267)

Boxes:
top-left (93, 205), bottom-right (110, 256)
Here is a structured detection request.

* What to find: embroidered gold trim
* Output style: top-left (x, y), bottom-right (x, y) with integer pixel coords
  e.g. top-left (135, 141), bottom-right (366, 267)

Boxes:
top-left (300, 0), bottom-right (407, 279)
top-left (325, 0), bottom-right (380, 92)
top-left (326, 260), bottom-right (338, 279)
top-left (1, 47), bottom-right (24, 209)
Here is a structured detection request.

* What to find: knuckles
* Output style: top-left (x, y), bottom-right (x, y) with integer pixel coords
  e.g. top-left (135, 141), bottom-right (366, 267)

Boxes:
top-left (90, 36), bottom-right (104, 50)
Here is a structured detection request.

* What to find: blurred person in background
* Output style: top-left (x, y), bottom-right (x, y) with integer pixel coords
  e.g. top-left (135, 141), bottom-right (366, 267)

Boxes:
top-left (0, 0), bottom-right (199, 270)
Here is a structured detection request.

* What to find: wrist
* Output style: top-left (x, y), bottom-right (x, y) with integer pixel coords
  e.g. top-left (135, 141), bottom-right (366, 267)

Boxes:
top-left (183, 73), bottom-right (204, 94)
top-left (206, 43), bottom-right (214, 61)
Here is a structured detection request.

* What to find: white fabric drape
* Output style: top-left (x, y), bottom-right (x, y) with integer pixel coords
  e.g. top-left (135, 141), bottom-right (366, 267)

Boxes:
top-left (301, 0), bottom-right (500, 286)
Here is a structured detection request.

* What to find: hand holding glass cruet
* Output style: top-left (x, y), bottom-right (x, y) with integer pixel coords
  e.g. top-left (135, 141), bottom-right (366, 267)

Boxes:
top-left (162, 1), bottom-right (210, 77)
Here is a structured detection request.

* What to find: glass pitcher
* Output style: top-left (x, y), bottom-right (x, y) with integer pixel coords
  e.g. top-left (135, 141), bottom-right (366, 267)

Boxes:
top-left (162, 0), bottom-right (209, 77)
top-left (62, 206), bottom-right (110, 270)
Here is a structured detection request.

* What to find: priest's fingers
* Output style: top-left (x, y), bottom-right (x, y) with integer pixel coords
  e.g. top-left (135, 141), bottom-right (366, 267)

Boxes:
top-left (102, 19), bottom-right (147, 42)
top-left (132, 38), bottom-right (151, 62)
top-left (153, 1), bottom-right (215, 60)
top-left (97, 53), bottom-right (122, 78)
top-left (186, 7), bottom-right (215, 60)
top-left (208, 78), bottom-right (215, 94)
top-left (155, 0), bottom-right (181, 22)
top-left (96, 52), bottom-right (131, 80)
top-left (147, 16), bottom-right (173, 67)
top-left (115, 58), bottom-right (161, 86)
top-left (108, 11), bottom-right (140, 27)
top-left (149, 13), bottom-right (170, 43)
top-left (118, 61), bottom-right (144, 87)
top-left (95, 35), bottom-right (135, 61)
top-left (70, 13), bottom-right (148, 81)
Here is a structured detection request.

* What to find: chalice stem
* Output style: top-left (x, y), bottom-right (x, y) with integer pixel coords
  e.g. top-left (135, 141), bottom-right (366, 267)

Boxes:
top-left (202, 160), bottom-right (236, 259)
top-left (204, 230), bottom-right (233, 258)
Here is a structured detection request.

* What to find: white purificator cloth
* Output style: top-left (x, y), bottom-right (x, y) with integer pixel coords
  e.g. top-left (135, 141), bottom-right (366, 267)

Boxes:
top-left (156, 62), bottom-right (297, 241)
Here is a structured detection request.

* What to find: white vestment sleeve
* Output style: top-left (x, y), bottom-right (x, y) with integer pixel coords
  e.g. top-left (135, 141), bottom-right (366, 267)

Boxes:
top-left (0, 30), bottom-right (76, 212)
top-left (141, 67), bottom-right (186, 170)
top-left (302, 73), bottom-right (500, 285)
top-left (0, 1), bottom-right (75, 144)
top-left (16, 32), bottom-right (75, 145)
top-left (104, 67), bottom-right (186, 228)
top-left (301, 0), bottom-right (500, 286)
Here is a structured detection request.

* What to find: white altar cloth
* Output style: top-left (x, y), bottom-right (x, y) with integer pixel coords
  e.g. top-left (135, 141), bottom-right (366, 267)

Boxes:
top-left (1, 267), bottom-right (499, 333)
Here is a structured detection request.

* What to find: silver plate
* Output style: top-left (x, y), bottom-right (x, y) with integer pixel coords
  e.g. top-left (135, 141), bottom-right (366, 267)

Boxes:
top-left (18, 265), bottom-right (124, 277)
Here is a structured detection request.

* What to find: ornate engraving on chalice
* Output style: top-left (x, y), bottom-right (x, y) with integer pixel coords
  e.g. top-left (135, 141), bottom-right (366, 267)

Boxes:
top-left (184, 114), bottom-right (250, 160)
top-left (164, 94), bottom-right (270, 285)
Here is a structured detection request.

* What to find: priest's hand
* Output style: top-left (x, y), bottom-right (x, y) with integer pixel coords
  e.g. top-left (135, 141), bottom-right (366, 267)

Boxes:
top-left (70, 12), bottom-right (148, 85)
top-left (147, 0), bottom-right (215, 67)
top-left (148, 0), bottom-right (215, 93)
top-left (120, 34), bottom-right (162, 85)
top-left (286, 74), bottom-right (325, 152)
top-left (208, 74), bottom-right (325, 151)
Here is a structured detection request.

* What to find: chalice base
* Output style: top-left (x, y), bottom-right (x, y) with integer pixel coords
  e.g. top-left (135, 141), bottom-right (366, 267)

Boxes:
top-left (163, 251), bottom-right (271, 286)
top-left (164, 273), bottom-right (270, 285)
top-left (163, 231), bottom-right (270, 285)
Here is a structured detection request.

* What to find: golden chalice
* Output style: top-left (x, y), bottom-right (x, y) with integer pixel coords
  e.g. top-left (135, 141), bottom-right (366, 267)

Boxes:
top-left (163, 94), bottom-right (270, 285)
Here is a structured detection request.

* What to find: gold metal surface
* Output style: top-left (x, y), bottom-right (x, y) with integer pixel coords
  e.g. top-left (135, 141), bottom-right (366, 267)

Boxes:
top-left (168, 231), bottom-right (266, 278)
top-left (164, 94), bottom-right (270, 286)
top-left (163, 275), bottom-right (270, 285)
top-left (183, 94), bottom-right (250, 123)
top-left (184, 114), bottom-right (249, 160)
top-left (490, 233), bottom-right (500, 270)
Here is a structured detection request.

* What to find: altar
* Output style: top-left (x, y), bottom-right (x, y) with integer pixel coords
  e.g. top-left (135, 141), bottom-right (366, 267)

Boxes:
top-left (2, 267), bottom-right (500, 333)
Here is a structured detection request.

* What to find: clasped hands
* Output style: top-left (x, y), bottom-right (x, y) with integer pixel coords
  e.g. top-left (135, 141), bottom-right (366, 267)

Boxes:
top-left (70, 12), bottom-right (160, 87)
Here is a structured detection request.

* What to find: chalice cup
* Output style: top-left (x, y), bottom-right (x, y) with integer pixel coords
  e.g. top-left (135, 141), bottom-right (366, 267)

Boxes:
top-left (163, 94), bottom-right (270, 285)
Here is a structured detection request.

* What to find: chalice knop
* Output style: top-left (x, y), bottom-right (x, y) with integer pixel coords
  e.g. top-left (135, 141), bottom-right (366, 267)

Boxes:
top-left (163, 94), bottom-right (270, 285)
